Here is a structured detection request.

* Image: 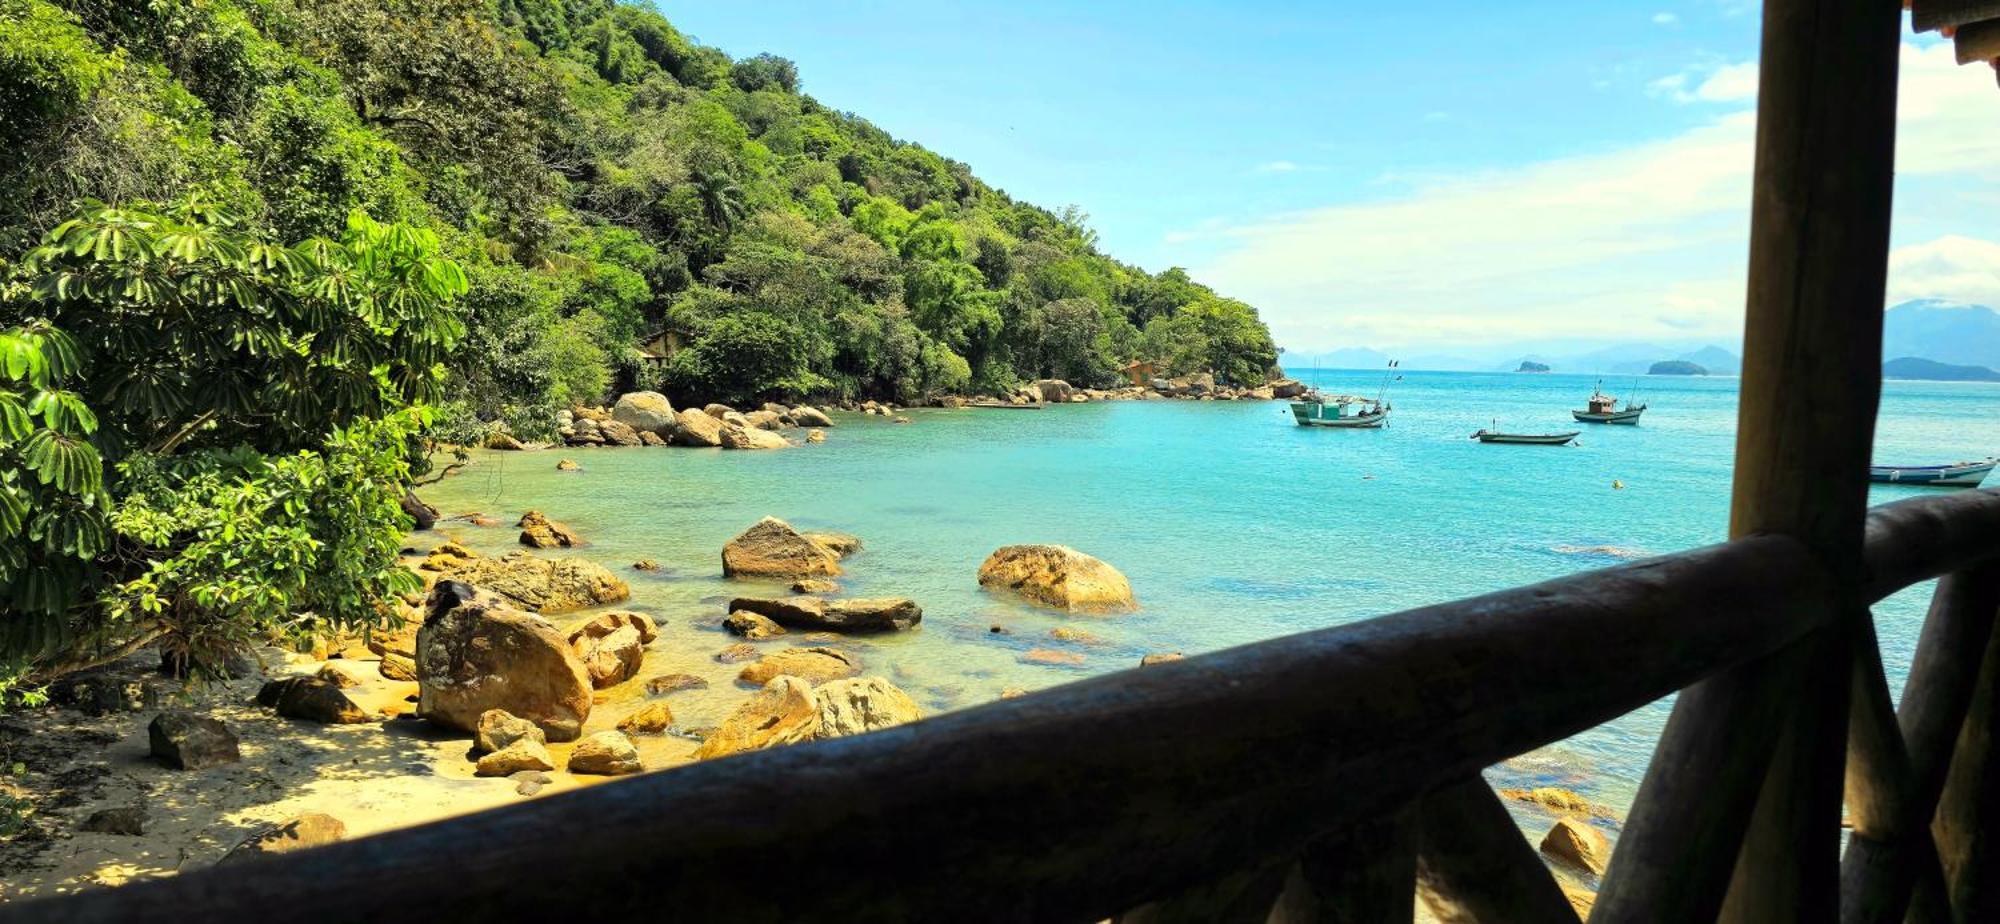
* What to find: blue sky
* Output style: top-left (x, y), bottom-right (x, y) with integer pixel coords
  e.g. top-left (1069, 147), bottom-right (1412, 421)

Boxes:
top-left (661, 1), bottom-right (2000, 357)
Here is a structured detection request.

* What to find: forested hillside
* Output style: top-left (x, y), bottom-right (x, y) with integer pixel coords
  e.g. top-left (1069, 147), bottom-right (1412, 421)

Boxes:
top-left (3, 0), bottom-right (1278, 438)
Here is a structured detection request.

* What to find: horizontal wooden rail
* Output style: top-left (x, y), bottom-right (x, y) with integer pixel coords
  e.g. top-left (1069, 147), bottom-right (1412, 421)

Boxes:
top-left (12, 491), bottom-right (2000, 924)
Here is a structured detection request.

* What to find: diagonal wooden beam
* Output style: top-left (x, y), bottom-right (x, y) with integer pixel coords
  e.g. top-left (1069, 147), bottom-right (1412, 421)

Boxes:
top-left (1415, 777), bottom-right (1579, 924)
top-left (1912, 0), bottom-right (2000, 32)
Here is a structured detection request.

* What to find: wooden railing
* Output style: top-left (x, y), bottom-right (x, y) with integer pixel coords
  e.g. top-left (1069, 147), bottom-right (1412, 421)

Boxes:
top-left (9, 488), bottom-right (2000, 924)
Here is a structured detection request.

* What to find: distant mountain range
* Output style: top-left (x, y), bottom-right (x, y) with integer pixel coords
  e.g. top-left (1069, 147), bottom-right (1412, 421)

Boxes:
top-left (1882, 357), bottom-right (2000, 382)
top-left (1295, 300), bottom-right (2000, 379)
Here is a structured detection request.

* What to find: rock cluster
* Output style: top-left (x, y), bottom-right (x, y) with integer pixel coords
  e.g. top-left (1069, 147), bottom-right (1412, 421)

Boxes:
top-left (516, 510), bottom-right (581, 549)
top-left (555, 393), bottom-right (834, 450)
top-left (693, 674), bottom-right (922, 760)
top-left (566, 611), bottom-right (658, 689)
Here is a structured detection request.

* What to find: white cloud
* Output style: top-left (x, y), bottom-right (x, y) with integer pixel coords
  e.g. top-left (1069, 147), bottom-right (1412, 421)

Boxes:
top-left (1254, 160), bottom-right (1300, 174)
top-left (1651, 61), bottom-right (1758, 104)
top-left (1180, 43), bottom-right (2000, 351)
top-left (1889, 236), bottom-right (2000, 308)
top-left (1652, 12), bottom-right (1679, 25)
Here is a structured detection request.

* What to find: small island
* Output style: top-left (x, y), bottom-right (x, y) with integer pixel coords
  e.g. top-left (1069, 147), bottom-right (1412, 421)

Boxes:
top-left (1648, 360), bottom-right (1708, 376)
top-left (1516, 361), bottom-right (1551, 373)
top-left (1882, 356), bottom-right (2000, 382)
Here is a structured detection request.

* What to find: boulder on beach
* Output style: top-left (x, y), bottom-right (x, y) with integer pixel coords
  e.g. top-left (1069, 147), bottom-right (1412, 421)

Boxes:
top-left (148, 711), bottom-right (240, 770)
top-left (611, 391), bottom-right (676, 436)
top-left (475, 709), bottom-right (544, 754)
top-left (723, 610), bottom-right (787, 640)
top-left (219, 813), bottom-right (346, 864)
top-left (722, 517), bottom-right (842, 578)
top-left (566, 611), bottom-right (657, 689)
top-left (1033, 379), bottom-right (1074, 403)
top-left (738, 646), bottom-right (861, 685)
top-left (517, 510), bottom-right (581, 549)
top-left (1540, 817), bottom-right (1612, 875)
top-left (617, 702), bottom-right (674, 735)
top-left (431, 549), bottom-right (629, 614)
top-left (1270, 379), bottom-right (1308, 399)
top-left (813, 676), bottom-right (922, 739)
top-left (728, 596), bottom-right (922, 633)
top-left (977, 545), bottom-right (1136, 612)
top-left (672, 408), bottom-right (724, 447)
top-left (791, 405), bottom-right (833, 428)
top-left (719, 423), bottom-right (790, 450)
top-left (417, 581), bottom-right (593, 741)
top-left (257, 677), bottom-right (370, 724)
top-left (475, 739), bottom-right (556, 777)
top-left (744, 409), bottom-right (785, 430)
top-left (693, 676), bottom-right (819, 760)
top-left (597, 419), bottom-right (644, 447)
top-left (702, 403), bottom-right (736, 419)
top-left (568, 730), bottom-right (643, 776)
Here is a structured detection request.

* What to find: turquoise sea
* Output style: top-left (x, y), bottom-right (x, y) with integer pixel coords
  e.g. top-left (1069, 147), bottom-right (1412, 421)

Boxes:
top-left (416, 369), bottom-right (2000, 824)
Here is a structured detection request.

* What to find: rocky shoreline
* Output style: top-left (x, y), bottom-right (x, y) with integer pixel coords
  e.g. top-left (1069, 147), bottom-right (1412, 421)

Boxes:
top-left (0, 445), bottom-right (1612, 913)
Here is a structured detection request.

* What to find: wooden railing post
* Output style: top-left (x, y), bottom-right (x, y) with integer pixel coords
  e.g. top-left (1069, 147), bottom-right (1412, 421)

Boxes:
top-left (1933, 588), bottom-right (2000, 918)
top-left (1596, 1), bottom-right (1902, 921)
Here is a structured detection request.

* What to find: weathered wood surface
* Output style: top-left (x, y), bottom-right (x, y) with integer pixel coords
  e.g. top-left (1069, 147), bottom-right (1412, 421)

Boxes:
top-left (1712, 0), bottom-right (1901, 918)
top-left (1267, 808), bottom-right (1416, 923)
top-left (1861, 491), bottom-right (2000, 602)
top-left (1954, 18), bottom-right (2000, 63)
top-left (1413, 778), bottom-right (1578, 924)
top-left (8, 537), bottom-right (1834, 924)
top-left (1914, 0), bottom-right (2000, 31)
top-left (1933, 603), bottom-right (2000, 919)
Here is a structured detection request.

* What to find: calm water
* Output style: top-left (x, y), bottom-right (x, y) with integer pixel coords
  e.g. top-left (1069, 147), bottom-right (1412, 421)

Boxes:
top-left (417, 370), bottom-right (2000, 818)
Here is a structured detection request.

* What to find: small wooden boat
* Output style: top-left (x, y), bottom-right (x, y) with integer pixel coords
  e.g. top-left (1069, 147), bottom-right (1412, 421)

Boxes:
top-left (1291, 395), bottom-right (1387, 428)
top-left (1471, 429), bottom-right (1580, 446)
top-left (1869, 459), bottom-right (1997, 487)
top-left (1573, 385), bottom-right (1645, 424)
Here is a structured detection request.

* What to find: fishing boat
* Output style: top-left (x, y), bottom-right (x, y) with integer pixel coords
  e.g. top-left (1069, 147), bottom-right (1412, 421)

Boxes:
top-left (1869, 459), bottom-right (1998, 487)
top-left (1470, 428), bottom-right (1580, 446)
top-left (1290, 394), bottom-right (1387, 428)
top-left (1572, 382), bottom-right (1646, 424)
top-left (1292, 360), bottom-right (1400, 429)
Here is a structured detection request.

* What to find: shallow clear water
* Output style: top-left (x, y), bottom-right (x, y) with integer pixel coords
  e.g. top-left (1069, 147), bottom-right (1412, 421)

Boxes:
top-left (416, 370), bottom-right (2000, 814)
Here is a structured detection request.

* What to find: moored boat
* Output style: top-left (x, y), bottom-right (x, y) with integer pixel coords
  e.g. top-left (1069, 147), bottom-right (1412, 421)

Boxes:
top-left (1290, 395), bottom-right (1387, 428)
top-left (1869, 459), bottom-right (1997, 487)
top-left (1573, 384), bottom-right (1645, 424)
top-left (1471, 429), bottom-right (1580, 446)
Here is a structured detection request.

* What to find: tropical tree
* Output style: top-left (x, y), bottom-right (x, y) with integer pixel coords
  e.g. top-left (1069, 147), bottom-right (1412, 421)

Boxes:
top-left (691, 169), bottom-right (747, 232)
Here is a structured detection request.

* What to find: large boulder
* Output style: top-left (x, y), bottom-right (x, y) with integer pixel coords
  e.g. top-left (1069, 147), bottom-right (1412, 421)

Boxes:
top-left (611, 391), bottom-right (676, 436)
top-left (719, 423), bottom-right (790, 450)
top-left (257, 677), bottom-right (370, 724)
top-left (148, 711), bottom-right (240, 770)
top-left (728, 596), bottom-right (922, 633)
top-left (219, 813), bottom-right (346, 864)
top-left (722, 517), bottom-right (841, 578)
top-left (434, 550), bottom-right (629, 614)
top-left (791, 405), bottom-right (833, 428)
top-left (813, 677), bottom-right (922, 739)
top-left (671, 408), bottom-right (724, 447)
top-left (568, 730), bottom-right (644, 776)
top-left (692, 676), bottom-right (820, 760)
top-left (743, 409), bottom-right (785, 431)
top-left (517, 510), bottom-right (581, 549)
top-left (566, 611), bottom-right (657, 689)
top-left (416, 582), bottom-right (594, 742)
top-left (977, 545), bottom-right (1136, 612)
top-left (1540, 817), bottom-right (1611, 875)
top-left (738, 646), bottom-right (861, 685)
top-left (1033, 379), bottom-right (1075, 404)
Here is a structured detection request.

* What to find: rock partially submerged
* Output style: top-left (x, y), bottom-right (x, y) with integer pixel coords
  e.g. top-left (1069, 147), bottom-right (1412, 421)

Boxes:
top-left (694, 675), bottom-right (921, 760)
top-left (723, 610), bottom-right (787, 639)
top-left (977, 544), bottom-right (1135, 612)
top-left (429, 547), bottom-right (629, 614)
top-left (148, 711), bottom-right (239, 770)
top-left (719, 423), bottom-right (790, 450)
top-left (737, 646), bottom-right (861, 685)
top-left (617, 702), bottom-right (674, 735)
top-left (517, 510), bottom-right (581, 549)
top-left (671, 408), bottom-right (724, 447)
top-left (568, 730), bottom-right (643, 776)
top-left (791, 405), bottom-right (833, 428)
top-left (728, 596), bottom-right (921, 633)
top-left (566, 611), bottom-right (657, 689)
top-left (721, 517), bottom-right (842, 578)
top-left (645, 673), bottom-right (709, 696)
top-left (417, 582), bottom-right (593, 741)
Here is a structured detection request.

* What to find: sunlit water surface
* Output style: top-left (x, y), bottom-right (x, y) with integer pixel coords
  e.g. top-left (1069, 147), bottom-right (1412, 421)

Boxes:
top-left (417, 370), bottom-right (2000, 822)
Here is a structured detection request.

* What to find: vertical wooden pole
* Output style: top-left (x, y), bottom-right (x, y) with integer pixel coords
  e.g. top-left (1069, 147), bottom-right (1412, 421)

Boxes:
top-left (1718, 0), bottom-right (1901, 918)
top-left (1933, 608), bottom-right (2000, 919)
top-left (1597, 1), bottom-right (1902, 921)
